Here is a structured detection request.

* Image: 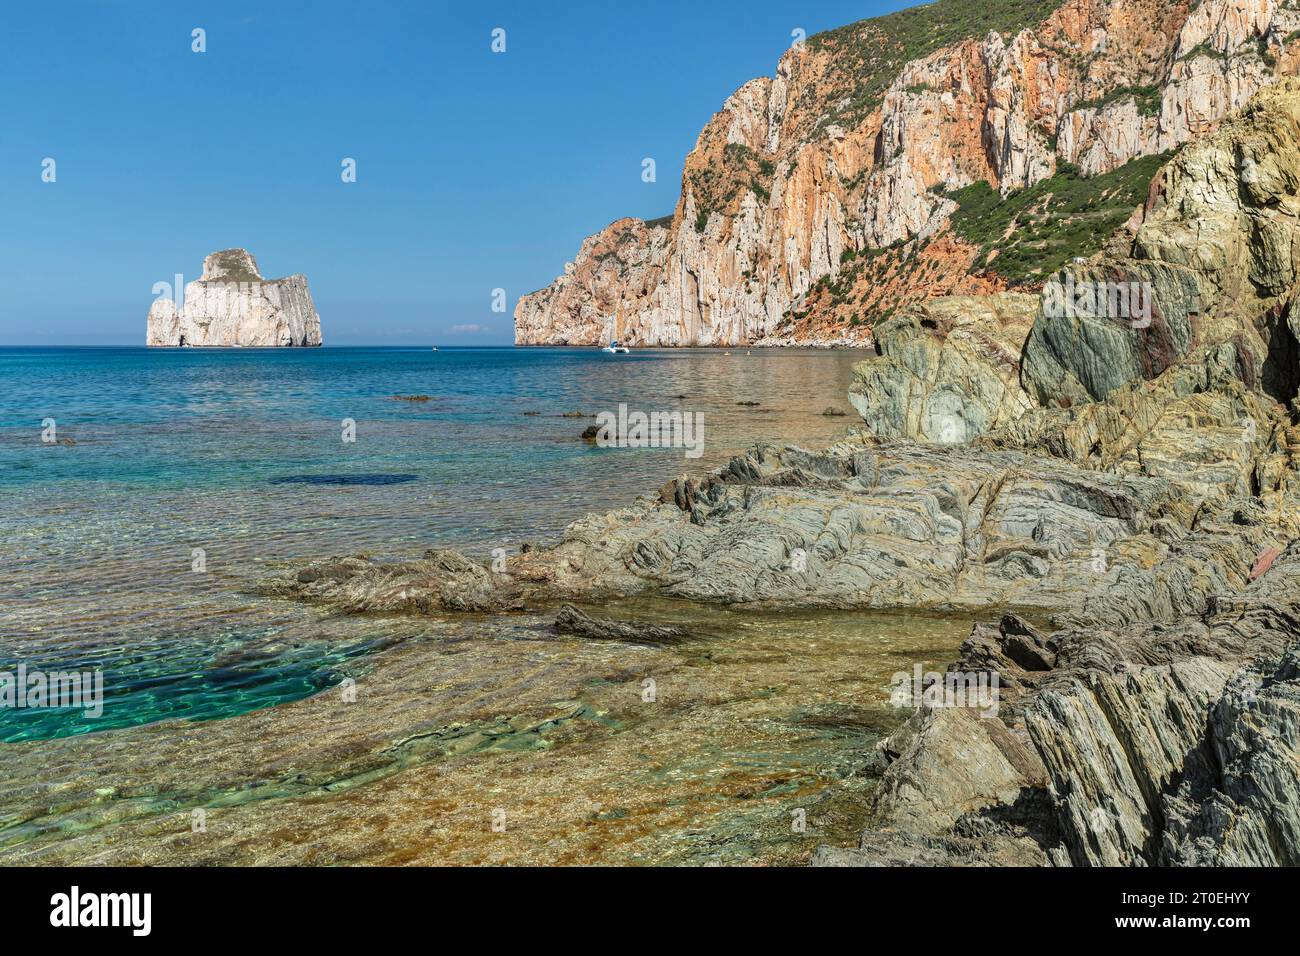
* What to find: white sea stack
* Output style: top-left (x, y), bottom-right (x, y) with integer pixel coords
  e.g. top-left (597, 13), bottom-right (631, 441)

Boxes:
top-left (146, 248), bottom-right (323, 347)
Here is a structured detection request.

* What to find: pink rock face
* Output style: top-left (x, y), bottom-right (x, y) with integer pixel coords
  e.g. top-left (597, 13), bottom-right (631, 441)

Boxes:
top-left (516, 0), bottom-right (1300, 347)
top-left (1251, 547), bottom-right (1281, 581)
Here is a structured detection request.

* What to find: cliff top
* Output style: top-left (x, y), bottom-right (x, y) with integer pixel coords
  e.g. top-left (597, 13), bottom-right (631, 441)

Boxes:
top-left (202, 248), bottom-right (264, 283)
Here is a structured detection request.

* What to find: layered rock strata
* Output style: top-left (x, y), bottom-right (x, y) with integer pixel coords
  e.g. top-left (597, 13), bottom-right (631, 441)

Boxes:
top-left (269, 82), bottom-right (1300, 867)
top-left (146, 248), bottom-right (322, 347)
top-left (517, 0), bottom-right (1300, 347)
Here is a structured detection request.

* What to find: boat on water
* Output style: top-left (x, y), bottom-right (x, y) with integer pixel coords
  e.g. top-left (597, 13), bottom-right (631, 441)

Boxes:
top-left (601, 340), bottom-right (629, 354)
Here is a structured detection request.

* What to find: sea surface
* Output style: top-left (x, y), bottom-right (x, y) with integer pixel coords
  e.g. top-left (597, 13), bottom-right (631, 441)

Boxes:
top-left (0, 346), bottom-right (870, 741)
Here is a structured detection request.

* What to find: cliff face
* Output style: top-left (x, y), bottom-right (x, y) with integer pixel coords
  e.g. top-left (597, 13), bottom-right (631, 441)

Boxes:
top-left (146, 249), bottom-right (323, 347)
top-left (516, 0), bottom-right (1300, 346)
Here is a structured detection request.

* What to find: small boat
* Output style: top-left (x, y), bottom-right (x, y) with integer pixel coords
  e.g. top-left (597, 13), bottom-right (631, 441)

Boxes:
top-left (601, 340), bottom-right (629, 354)
top-left (431, 346), bottom-right (438, 351)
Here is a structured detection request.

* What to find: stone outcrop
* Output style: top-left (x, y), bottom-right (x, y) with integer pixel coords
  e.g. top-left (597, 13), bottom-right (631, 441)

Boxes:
top-left (146, 249), bottom-right (322, 347)
top-left (552, 604), bottom-right (692, 645)
top-left (814, 546), bottom-right (1300, 867)
top-left (256, 549), bottom-right (519, 613)
top-left (518, 0), bottom-right (1300, 347)
top-left (262, 72), bottom-right (1300, 872)
top-left (848, 293), bottom-right (1038, 442)
top-left (1023, 77), bottom-right (1300, 406)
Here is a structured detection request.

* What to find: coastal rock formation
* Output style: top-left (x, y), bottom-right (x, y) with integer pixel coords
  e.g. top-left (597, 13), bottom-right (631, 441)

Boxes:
top-left (807, 85), bottom-right (1300, 866)
top-left (1162, 645), bottom-right (1300, 865)
top-left (257, 549), bottom-right (519, 613)
top-left (552, 604), bottom-right (692, 645)
top-left (258, 76), bottom-right (1300, 870)
top-left (517, 433), bottom-right (1290, 630)
top-left (1023, 78), bottom-right (1300, 406)
top-left (848, 293), bottom-right (1037, 442)
top-left (146, 249), bottom-right (322, 347)
top-left (518, 0), bottom-right (1300, 347)
top-left (815, 547), bottom-right (1300, 867)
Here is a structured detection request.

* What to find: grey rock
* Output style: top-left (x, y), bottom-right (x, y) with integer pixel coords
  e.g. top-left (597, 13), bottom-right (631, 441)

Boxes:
top-left (552, 604), bottom-right (690, 645)
top-left (849, 294), bottom-right (1037, 443)
top-left (259, 548), bottom-right (519, 613)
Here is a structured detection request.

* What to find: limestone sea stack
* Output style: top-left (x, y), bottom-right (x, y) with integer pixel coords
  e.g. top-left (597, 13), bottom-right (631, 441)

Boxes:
top-left (146, 249), bottom-right (322, 347)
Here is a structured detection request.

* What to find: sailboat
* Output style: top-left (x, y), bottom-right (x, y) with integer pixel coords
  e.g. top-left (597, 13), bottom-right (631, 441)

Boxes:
top-left (601, 314), bottom-right (629, 353)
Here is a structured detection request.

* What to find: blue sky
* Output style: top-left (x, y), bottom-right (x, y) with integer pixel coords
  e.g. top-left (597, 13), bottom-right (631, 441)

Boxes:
top-left (0, 0), bottom-right (907, 345)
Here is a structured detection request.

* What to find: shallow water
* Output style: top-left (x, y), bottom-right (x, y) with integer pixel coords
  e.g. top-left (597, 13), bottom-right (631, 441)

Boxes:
top-left (0, 599), bottom-right (971, 866)
top-left (1, 346), bottom-right (867, 737)
top-left (0, 345), bottom-right (984, 865)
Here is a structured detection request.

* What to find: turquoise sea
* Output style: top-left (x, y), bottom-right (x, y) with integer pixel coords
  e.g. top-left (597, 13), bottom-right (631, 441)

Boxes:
top-left (0, 346), bottom-right (865, 741)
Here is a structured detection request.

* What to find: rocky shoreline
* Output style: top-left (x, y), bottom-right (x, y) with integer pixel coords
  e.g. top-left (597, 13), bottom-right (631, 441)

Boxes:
top-left (261, 82), bottom-right (1300, 866)
top-left (257, 430), bottom-right (1300, 865)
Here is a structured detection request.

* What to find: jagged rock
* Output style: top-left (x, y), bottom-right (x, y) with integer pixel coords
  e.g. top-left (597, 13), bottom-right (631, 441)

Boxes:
top-left (818, 546), bottom-right (1300, 867)
top-left (1024, 78), bottom-right (1300, 407)
top-left (849, 293), bottom-right (1037, 442)
top-left (146, 249), bottom-right (322, 347)
top-left (867, 706), bottom-right (1046, 834)
top-left (514, 437), bottom-right (1282, 631)
top-left (1026, 658), bottom-right (1233, 866)
top-left (1160, 645), bottom-right (1300, 865)
top-left (518, 0), bottom-right (1300, 348)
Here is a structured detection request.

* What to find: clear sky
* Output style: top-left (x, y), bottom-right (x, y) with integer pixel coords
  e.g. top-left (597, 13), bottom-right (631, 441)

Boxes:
top-left (0, 0), bottom-right (907, 345)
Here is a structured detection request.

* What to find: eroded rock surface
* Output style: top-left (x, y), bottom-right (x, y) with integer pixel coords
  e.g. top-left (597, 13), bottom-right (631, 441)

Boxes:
top-left (816, 553), bottom-right (1300, 866)
top-left (1023, 78), bottom-right (1300, 406)
top-left (267, 81), bottom-right (1300, 868)
top-left (848, 293), bottom-right (1038, 443)
top-left (518, 0), bottom-right (1300, 347)
top-left (257, 549), bottom-right (519, 613)
top-left (147, 249), bottom-right (322, 347)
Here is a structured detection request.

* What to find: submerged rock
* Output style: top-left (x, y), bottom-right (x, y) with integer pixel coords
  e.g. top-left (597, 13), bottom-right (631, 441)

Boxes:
top-left (258, 549), bottom-right (520, 613)
top-left (146, 249), bottom-right (322, 348)
top-left (553, 604), bottom-right (691, 644)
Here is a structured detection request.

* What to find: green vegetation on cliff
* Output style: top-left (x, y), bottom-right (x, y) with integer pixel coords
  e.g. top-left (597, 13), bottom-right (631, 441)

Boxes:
top-left (946, 152), bottom-right (1169, 282)
top-left (809, 0), bottom-right (1062, 130)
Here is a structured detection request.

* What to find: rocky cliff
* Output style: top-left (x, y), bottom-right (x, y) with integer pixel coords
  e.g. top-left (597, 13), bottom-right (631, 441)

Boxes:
top-left (253, 69), bottom-right (1300, 871)
top-left (146, 249), bottom-right (323, 347)
top-left (517, 0), bottom-right (1300, 347)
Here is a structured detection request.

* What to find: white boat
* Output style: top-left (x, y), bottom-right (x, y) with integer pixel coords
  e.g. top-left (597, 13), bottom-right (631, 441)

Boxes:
top-left (601, 340), bottom-right (630, 354)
